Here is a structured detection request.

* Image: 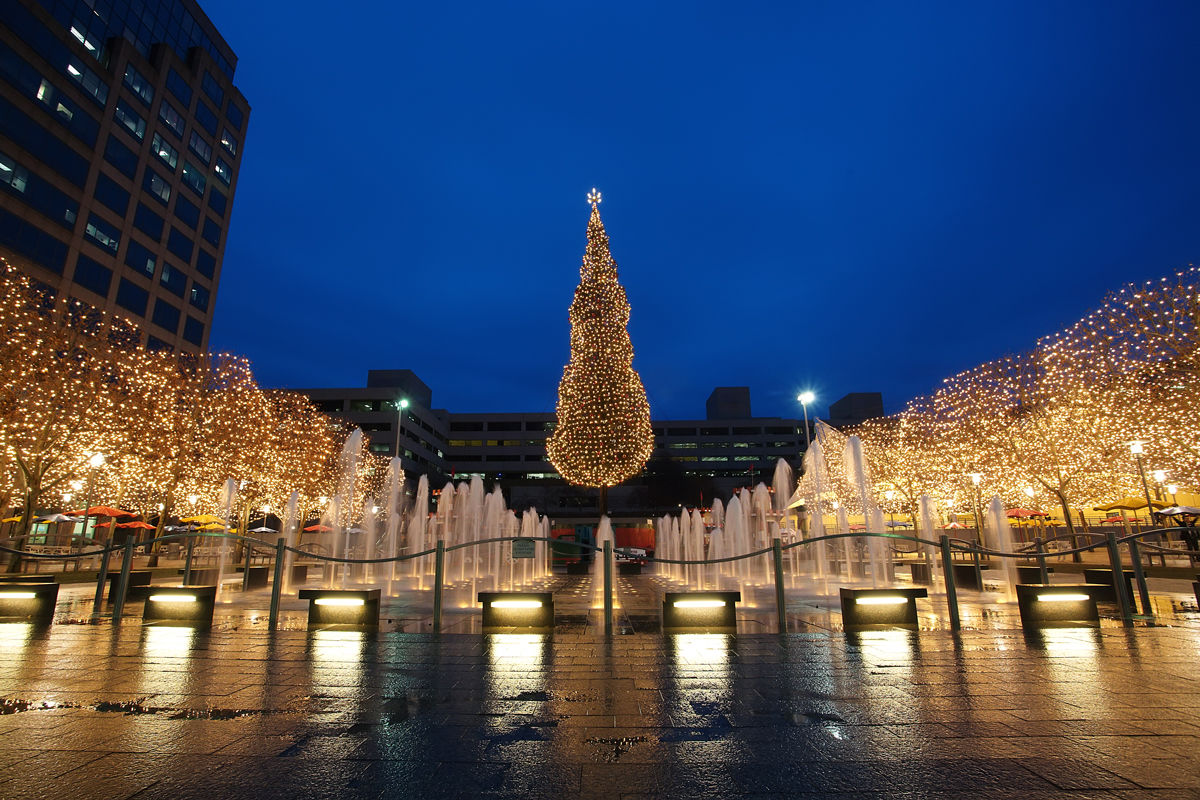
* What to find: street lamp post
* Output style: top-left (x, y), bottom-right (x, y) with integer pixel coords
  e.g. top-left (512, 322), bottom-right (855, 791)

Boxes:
top-left (394, 398), bottom-right (409, 459)
top-left (884, 489), bottom-right (896, 532)
top-left (1152, 469), bottom-right (1167, 501)
top-left (797, 392), bottom-right (814, 454)
top-left (1130, 441), bottom-right (1156, 526)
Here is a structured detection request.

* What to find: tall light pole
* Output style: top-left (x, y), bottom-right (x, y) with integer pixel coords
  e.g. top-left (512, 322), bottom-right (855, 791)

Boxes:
top-left (797, 391), bottom-right (814, 453)
top-left (884, 489), bottom-right (896, 531)
top-left (1130, 441), bottom-right (1156, 525)
top-left (394, 398), bottom-right (409, 459)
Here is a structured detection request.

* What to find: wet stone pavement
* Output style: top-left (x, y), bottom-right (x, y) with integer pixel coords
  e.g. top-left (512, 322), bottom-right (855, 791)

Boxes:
top-left (2, 585), bottom-right (1200, 797)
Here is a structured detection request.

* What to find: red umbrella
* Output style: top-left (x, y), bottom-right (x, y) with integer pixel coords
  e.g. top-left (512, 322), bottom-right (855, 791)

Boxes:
top-left (303, 524), bottom-right (332, 533)
top-left (1006, 508), bottom-right (1047, 518)
top-left (65, 506), bottom-right (134, 517)
top-left (116, 521), bottom-right (156, 529)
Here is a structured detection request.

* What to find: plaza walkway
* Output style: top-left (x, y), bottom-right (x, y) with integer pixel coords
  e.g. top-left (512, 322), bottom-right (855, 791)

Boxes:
top-left (1, 575), bottom-right (1199, 798)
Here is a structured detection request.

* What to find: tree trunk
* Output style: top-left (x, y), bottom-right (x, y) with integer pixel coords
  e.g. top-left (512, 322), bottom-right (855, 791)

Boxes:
top-left (599, 486), bottom-right (608, 520)
top-left (1055, 492), bottom-right (1081, 563)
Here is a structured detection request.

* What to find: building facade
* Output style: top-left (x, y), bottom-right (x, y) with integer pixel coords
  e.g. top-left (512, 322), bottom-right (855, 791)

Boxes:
top-left (296, 371), bottom-right (809, 520)
top-left (0, 0), bottom-right (247, 352)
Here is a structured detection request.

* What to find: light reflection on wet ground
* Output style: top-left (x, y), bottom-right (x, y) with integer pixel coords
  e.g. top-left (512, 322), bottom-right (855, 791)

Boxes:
top-left (1, 575), bottom-right (1199, 797)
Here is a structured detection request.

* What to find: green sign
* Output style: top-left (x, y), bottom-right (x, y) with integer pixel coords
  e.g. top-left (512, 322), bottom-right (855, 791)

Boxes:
top-left (512, 538), bottom-right (536, 559)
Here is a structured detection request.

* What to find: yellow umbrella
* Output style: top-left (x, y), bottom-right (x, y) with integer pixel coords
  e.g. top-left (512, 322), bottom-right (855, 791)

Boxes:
top-left (196, 522), bottom-right (236, 532)
top-left (2, 516), bottom-right (23, 523)
top-left (181, 514), bottom-right (225, 524)
top-left (1094, 497), bottom-right (1167, 512)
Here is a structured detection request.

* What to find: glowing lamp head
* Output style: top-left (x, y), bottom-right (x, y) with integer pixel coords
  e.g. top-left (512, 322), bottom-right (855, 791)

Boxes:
top-left (969, 473), bottom-right (982, 486)
top-left (1130, 441), bottom-right (1144, 456)
top-left (1167, 484), bottom-right (1178, 496)
top-left (398, 398), bottom-right (409, 409)
top-left (854, 595), bottom-right (908, 606)
top-left (797, 391), bottom-right (815, 405)
top-left (87, 452), bottom-right (106, 468)
top-left (1152, 469), bottom-right (1167, 483)
top-left (884, 490), bottom-right (895, 501)
top-left (1023, 486), bottom-right (1035, 498)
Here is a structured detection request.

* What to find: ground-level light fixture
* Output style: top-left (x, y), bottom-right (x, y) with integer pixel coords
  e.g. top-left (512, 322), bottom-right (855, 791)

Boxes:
top-left (839, 587), bottom-right (927, 630)
top-left (299, 588), bottom-right (380, 628)
top-left (1016, 584), bottom-right (1099, 628)
top-left (662, 591), bottom-right (740, 632)
top-left (143, 585), bottom-right (217, 627)
top-left (0, 582), bottom-right (59, 624)
top-left (479, 592), bottom-right (554, 631)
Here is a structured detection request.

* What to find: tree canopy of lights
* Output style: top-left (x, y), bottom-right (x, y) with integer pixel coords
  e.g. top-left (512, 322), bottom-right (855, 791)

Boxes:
top-left (796, 267), bottom-right (1200, 531)
top-left (0, 259), bottom-right (388, 553)
top-left (546, 190), bottom-right (654, 488)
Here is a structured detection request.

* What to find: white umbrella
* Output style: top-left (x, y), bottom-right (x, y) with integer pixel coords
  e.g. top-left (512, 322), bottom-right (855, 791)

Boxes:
top-left (248, 526), bottom-right (278, 533)
top-left (1160, 506), bottom-right (1200, 515)
top-left (35, 513), bottom-right (81, 523)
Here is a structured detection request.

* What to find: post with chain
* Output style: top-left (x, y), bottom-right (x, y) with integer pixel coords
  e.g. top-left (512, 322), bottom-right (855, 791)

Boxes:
top-left (940, 535), bottom-right (960, 632)
top-left (603, 540), bottom-right (614, 636)
top-left (773, 537), bottom-right (787, 634)
top-left (92, 544), bottom-right (113, 617)
top-left (111, 539), bottom-right (135, 623)
top-left (1105, 531), bottom-right (1134, 626)
top-left (432, 540), bottom-right (445, 633)
top-left (269, 537), bottom-right (285, 631)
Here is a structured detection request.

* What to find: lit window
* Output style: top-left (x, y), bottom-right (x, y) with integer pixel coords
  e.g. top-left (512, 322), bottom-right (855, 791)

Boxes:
top-left (114, 99), bottom-right (145, 140)
top-left (158, 101), bottom-right (184, 138)
top-left (0, 152), bottom-right (29, 193)
top-left (213, 159), bottom-right (231, 185)
top-left (219, 128), bottom-right (238, 155)
top-left (84, 214), bottom-right (120, 253)
top-left (181, 162), bottom-right (206, 195)
top-left (143, 169), bottom-right (171, 205)
top-left (122, 63), bottom-right (153, 105)
top-left (152, 133), bottom-right (178, 170)
top-left (188, 130), bottom-right (212, 165)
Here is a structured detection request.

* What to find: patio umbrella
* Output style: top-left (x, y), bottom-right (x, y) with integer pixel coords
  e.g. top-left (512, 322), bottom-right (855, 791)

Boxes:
top-left (1006, 508), bottom-right (1047, 518)
top-left (945, 522), bottom-right (967, 529)
top-left (1160, 506), bottom-right (1200, 516)
top-left (115, 521), bottom-right (156, 529)
top-left (885, 520), bottom-right (911, 528)
top-left (196, 522), bottom-right (230, 532)
top-left (65, 506), bottom-right (134, 517)
top-left (304, 524), bottom-right (332, 533)
top-left (180, 514), bottom-right (224, 524)
top-left (247, 526), bottom-right (277, 533)
top-left (34, 513), bottom-right (81, 523)
top-left (2, 516), bottom-right (23, 523)
top-left (1094, 497), bottom-right (1167, 512)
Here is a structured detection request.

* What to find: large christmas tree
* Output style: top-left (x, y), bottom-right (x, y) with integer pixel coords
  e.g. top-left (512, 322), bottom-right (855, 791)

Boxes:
top-left (547, 190), bottom-right (654, 495)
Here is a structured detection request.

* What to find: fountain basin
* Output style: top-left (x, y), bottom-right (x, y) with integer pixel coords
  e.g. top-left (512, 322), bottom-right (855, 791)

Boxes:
top-left (1081, 569), bottom-right (1135, 603)
top-left (298, 588), bottom-right (380, 628)
top-left (662, 591), bottom-right (740, 632)
top-left (839, 587), bottom-right (927, 630)
top-left (1016, 584), bottom-right (1100, 628)
top-left (0, 582), bottom-right (59, 622)
top-left (478, 592), bottom-right (554, 632)
top-left (142, 585), bottom-right (217, 627)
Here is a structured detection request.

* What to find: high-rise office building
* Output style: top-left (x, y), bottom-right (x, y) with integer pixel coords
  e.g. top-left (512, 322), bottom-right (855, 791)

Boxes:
top-left (0, 0), bottom-right (247, 352)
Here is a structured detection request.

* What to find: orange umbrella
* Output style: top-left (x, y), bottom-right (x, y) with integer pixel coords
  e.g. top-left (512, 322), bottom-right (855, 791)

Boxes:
top-left (65, 506), bottom-right (134, 517)
top-left (116, 521), bottom-right (156, 529)
top-left (1006, 508), bottom-right (1047, 518)
top-left (303, 524), bottom-right (332, 533)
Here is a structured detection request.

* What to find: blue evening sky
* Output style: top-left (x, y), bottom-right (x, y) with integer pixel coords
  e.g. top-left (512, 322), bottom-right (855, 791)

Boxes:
top-left (204, 1), bottom-right (1200, 421)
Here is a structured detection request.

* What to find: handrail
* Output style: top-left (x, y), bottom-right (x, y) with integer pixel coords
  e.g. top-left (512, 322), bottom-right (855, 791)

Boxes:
top-left (0, 526), bottom-right (1193, 569)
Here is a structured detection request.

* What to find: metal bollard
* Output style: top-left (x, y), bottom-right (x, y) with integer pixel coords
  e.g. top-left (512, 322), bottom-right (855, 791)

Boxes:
top-left (242, 537), bottom-right (254, 591)
top-left (773, 538), bottom-right (787, 634)
top-left (603, 540), bottom-right (613, 636)
top-left (92, 544), bottom-right (114, 617)
top-left (1034, 537), bottom-right (1049, 584)
top-left (111, 540), bottom-right (135, 623)
top-left (940, 535), bottom-right (961, 632)
top-left (1105, 531), bottom-right (1134, 626)
top-left (269, 537), bottom-right (285, 631)
top-left (183, 536), bottom-right (195, 585)
top-left (432, 540), bottom-right (445, 633)
top-left (1126, 536), bottom-right (1152, 618)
